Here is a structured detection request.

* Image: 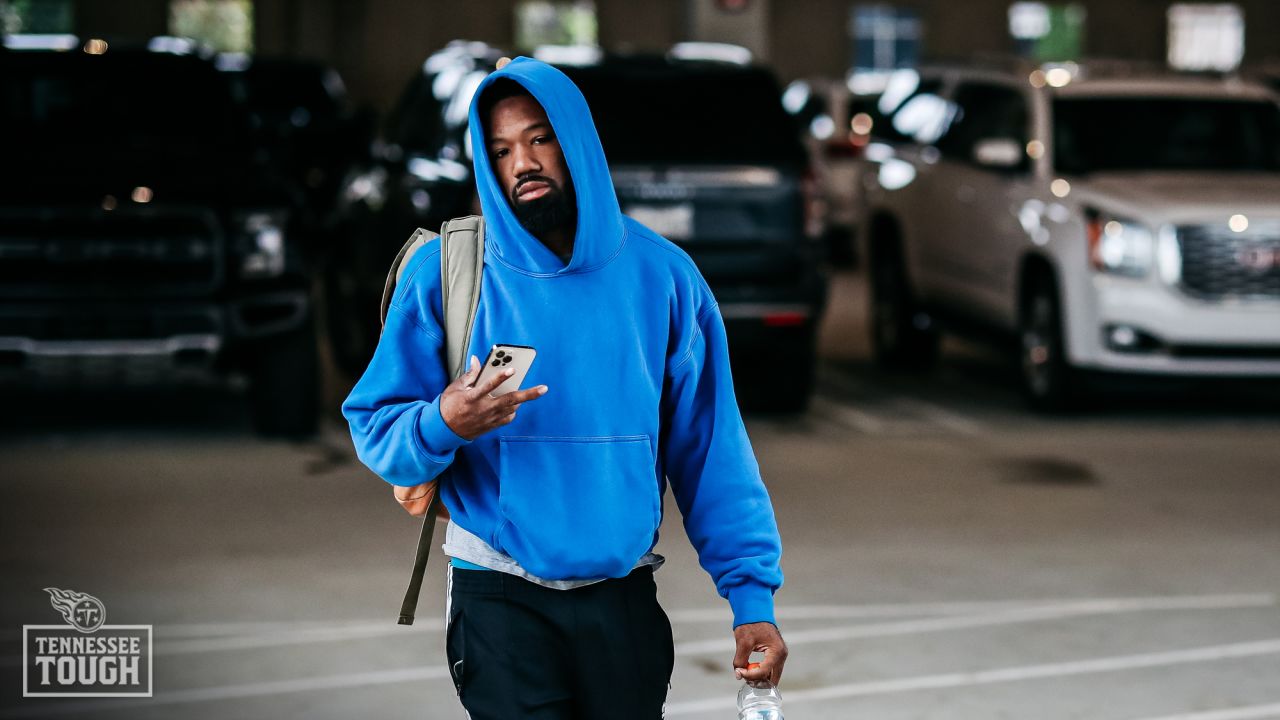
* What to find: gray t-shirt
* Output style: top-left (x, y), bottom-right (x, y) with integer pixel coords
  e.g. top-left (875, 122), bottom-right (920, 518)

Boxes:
top-left (443, 521), bottom-right (664, 590)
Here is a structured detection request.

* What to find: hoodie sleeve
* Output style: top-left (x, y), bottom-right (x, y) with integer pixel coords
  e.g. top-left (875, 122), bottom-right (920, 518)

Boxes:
top-left (341, 301), bottom-right (471, 487)
top-left (661, 294), bottom-right (784, 628)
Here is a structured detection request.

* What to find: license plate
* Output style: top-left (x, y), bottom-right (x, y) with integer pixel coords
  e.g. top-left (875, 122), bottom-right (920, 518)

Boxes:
top-left (624, 204), bottom-right (694, 240)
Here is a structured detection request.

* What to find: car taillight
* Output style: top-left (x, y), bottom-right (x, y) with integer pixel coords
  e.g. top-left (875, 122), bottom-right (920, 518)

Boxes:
top-left (824, 136), bottom-right (863, 160)
top-left (763, 311), bottom-right (808, 327)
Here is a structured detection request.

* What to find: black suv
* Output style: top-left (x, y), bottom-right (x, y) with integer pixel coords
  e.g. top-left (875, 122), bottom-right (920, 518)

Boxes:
top-left (330, 45), bottom-right (827, 410)
top-left (562, 55), bottom-right (827, 410)
top-left (0, 47), bottom-right (321, 435)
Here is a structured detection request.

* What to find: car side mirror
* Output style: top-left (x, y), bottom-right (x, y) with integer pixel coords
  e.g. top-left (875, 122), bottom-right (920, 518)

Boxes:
top-left (972, 138), bottom-right (1024, 169)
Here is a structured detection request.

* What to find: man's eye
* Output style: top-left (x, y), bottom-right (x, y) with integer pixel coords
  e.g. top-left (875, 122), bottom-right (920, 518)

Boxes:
top-left (493, 148), bottom-right (508, 159)
top-left (532, 135), bottom-right (552, 145)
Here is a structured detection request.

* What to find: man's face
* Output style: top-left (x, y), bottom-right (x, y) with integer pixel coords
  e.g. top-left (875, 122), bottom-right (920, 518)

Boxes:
top-left (486, 94), bottom-right (575, 235)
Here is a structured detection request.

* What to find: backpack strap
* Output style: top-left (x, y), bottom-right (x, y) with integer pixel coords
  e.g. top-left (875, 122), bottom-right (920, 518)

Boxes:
top-left (395, 215), bottom-right (485, 626)
top-left (439, 215), bottom-right (486, 380)
top-left (379, 227), bottom-right (438, 332)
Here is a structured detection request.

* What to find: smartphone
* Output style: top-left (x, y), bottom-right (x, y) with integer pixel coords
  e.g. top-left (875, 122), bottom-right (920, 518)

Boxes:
top-left (473, 344), bottom-right (537, 396)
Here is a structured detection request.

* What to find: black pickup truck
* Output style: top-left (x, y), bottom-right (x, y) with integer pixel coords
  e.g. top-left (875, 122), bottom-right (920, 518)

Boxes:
top-left (0, 47), bottom-right (321, 435)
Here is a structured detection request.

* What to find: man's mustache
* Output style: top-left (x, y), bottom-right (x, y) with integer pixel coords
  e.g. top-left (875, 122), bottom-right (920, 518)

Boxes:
top-left (512, 175), bottom-right (559, 202)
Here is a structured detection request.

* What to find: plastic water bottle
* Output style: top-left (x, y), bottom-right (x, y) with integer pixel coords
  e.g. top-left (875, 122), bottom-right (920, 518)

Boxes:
top-left (737, 663), bottom-right (784, 720)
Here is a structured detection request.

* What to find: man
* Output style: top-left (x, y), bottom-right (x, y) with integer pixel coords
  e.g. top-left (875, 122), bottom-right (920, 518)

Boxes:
top-left (342, 56), bottom-right (787, 719)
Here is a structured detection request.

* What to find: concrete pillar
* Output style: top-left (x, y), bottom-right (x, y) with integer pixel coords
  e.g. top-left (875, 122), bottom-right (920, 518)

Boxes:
top-left (768, 0), bottom-right (851, 80)
top-left (599, 0), bottom-right (684, 53)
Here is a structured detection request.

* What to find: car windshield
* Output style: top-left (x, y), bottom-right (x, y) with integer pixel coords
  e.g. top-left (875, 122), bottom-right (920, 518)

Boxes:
top-left (0, 54), bottom-right (249, 154)
top-left (562, 65), bottom-right (806, 166)
top-left (387, 73), bottom-right (448, 154)
top-left (1053, 97), bottom-right (1280, 174)
top-left (237, 62), bottom-right (344, 118)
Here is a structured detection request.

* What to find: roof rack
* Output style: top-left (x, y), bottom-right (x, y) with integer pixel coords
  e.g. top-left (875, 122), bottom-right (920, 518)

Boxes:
top-left (533, 44), bottom-right (603, 66)
top-left (3, 33), bottom-right (79, 51)
top-left (667, 42), bottom-right (753, 65)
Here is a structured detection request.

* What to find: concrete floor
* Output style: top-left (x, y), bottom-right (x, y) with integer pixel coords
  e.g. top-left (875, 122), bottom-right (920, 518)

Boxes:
top-left (2, 271), bottom-right (1278, 719)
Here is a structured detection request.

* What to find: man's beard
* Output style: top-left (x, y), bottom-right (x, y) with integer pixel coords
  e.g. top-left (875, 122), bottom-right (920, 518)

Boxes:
top-left (510, 176), bottom-right (576, 237)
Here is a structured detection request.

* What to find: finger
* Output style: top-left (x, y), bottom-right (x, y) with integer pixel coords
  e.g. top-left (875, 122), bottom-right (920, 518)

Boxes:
top-left (737, 662), bottom-right (771, 683)
top-left (461, 355), bottom-right (481, 386)
top-left (499, 411), bottom-right (517, 425)
top-left (496, 56), bottom-right (511, 70)
top-left (500, 385), bottom-right (548, 405)
top-left (474, 366), bottom-right (515, 395)
top-left (762, 653), bottom-right (783, 681)
top-left (732, 635), bottom-right (754, 672)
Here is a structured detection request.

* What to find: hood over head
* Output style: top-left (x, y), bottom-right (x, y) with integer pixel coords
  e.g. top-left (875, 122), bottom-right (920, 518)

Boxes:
top-left (468, 56), bottom-right (624, 276)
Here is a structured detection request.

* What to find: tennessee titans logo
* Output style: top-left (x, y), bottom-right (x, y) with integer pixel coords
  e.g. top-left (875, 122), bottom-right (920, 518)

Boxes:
top-left (44, 588), bottom-right (106, 634)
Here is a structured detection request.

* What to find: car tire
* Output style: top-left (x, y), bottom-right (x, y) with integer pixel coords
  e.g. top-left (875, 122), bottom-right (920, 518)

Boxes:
top-left (323, 253), bottom-right (380, 378)
top-left (1019, 271), bottom-right (1080, 412)
top-left (249, 311), bottom-right (320, 438)
top-left (756, 344), bottom-right (816, 413)
top-left (823, 225), bottom-right (857, 268)
top-left (869, 242), bottom-right (939, 370)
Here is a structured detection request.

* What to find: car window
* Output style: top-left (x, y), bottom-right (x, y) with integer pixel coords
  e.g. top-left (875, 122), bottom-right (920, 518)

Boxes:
top-left (782, 79), bottom-right (831, 130)
top-left (387, 74), bottom-right (447, 155)
top-left (871, 72), bottom-right (946, 144)
top-left (240, 62), bottom-right (344, 117)
top-left (935, 82), bottom-right (1028, 163)
top-left (1, 54), bottom-right (247, 151)
top-left (1053, 97), bottom-right (1280, 174)
top-left (561, 65), bottom-right (807, 166)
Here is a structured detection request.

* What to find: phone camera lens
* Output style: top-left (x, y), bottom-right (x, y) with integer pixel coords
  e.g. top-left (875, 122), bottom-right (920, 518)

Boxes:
top-left (502, 356), bottom-right (513, 364)
top-left (491, 359), bottom-right (501, 367)
top-left (496, 350), bottom-right (506, 358)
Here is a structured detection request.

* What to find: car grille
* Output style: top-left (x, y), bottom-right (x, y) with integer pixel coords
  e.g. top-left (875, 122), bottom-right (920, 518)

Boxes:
top-left (0, 307), bottom-right (221, 341)
top-left (1176, 223), bottom-right (1280, 301)
top-left (0, 208), bottom-right (223, 298)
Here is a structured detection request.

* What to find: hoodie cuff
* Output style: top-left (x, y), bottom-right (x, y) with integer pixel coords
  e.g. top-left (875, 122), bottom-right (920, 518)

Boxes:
top-left (418, 399), bottom-right (471, 458)
top-left (727, 582), bottom-right (777, 629)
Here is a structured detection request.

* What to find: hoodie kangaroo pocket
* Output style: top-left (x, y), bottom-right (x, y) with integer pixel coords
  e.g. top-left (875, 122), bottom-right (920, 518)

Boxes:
top-left (496, 435), bottom-right (659, 580)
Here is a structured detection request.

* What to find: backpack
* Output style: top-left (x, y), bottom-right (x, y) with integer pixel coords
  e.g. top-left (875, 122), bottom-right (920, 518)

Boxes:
top-left (378, 215), bottom-right (485, 626)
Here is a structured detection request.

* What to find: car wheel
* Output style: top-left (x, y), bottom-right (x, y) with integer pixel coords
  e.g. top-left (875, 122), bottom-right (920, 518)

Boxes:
top-left (823, 225), bottom-right (857, 268)
top-left (1020, 273), bottom-right (1079, 412)
top-left (869, 244), bottom-right (938, 370)
top-left (757, 344), bottom-right (816, 413)
top-left (249, 312), bottom-right (320, 438)
top-left (323, 249), bottom-right (380, 378)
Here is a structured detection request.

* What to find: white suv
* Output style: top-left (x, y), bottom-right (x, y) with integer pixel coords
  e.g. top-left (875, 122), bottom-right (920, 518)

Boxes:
top-left (854, 62), bottom-right (1280, 408)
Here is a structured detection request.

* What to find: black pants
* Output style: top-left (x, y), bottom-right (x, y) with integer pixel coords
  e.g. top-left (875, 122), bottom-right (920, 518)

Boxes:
top-left (445, 565), bottom-right (675, 719)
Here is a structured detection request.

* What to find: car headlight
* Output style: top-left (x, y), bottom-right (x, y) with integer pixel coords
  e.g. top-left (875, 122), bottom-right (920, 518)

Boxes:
top-left (1085, 209), bottom-right (1152, 277)
top-left (236, 211), bottom-right (288, 278)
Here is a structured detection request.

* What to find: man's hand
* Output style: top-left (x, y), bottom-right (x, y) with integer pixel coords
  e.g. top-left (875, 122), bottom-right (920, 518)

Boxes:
top-left (733, 622), bottom-right (789, 686)
top-left (392, 482), bottom-right (437, 517)
top-left (440, 355), bottom-right (548, 440)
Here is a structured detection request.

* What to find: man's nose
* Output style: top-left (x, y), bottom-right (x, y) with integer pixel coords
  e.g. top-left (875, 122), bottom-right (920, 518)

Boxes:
top-left (510, 146), bottom-right (541, 176)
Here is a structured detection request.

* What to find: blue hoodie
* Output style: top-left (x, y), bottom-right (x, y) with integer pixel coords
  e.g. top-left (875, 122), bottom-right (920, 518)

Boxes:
top-left (341, 57), bottom-right (782, 627)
